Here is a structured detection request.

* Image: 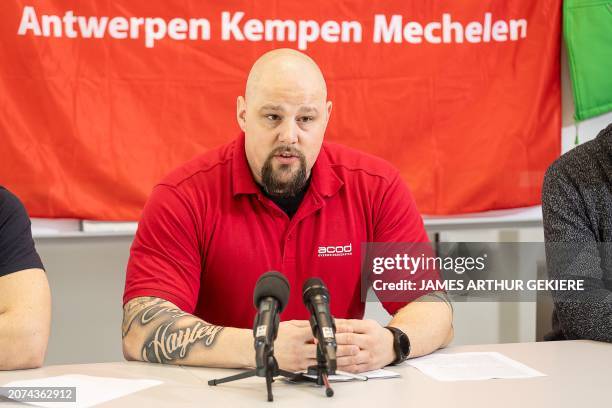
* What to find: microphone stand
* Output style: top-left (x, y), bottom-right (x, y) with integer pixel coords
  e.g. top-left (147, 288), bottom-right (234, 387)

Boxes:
top-left (208, 336), bottom-right (337, 401)
top-left (298, 277), bottom-right (337, 397)
top-left (208, 345), bottom-right (298, 402)
top-left (210, 276), bottom-right (337, 400)
top-left (209, 301), bottom-right (296, 402)
top-left (208, 337), bottom-right (337, 400)
top-left (291, 342), bottom-right (335, 397)
top-left (210, 272), bottom-right (303, 401)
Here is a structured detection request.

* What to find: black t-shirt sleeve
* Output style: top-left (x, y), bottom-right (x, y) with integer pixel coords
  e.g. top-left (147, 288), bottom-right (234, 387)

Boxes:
top-left (0, 188), bottom-right (44, 277)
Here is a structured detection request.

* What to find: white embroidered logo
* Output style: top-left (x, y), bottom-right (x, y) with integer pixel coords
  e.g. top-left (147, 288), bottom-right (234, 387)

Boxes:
top-left (317, 243), bottom-right (352, 257)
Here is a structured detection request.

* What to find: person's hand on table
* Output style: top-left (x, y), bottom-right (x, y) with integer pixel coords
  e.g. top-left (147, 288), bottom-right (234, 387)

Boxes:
top-left (273, 320), bottom-right (315, 371)
top-left (334, 319), bottom-right (396, 373)
top-left (274, 320), bottom-right (360, 372)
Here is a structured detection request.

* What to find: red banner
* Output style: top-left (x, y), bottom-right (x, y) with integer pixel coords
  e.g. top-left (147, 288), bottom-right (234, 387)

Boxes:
top-left (0, 1), bottom-right (561, 220)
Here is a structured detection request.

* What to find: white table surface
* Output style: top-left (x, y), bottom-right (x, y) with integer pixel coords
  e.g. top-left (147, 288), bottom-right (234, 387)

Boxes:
top-left (0, 340), bottom-right (609, 407)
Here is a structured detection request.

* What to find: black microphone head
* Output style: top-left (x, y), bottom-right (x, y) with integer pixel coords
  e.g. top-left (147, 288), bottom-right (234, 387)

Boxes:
top-left (253, 271), bottom-right (290, 312)
top-left (302, 277), bottom-right (330, 304)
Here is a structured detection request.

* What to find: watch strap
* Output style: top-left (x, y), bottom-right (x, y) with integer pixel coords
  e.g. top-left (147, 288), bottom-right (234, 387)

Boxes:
top-left (385, 326), bottom-right (410, 365)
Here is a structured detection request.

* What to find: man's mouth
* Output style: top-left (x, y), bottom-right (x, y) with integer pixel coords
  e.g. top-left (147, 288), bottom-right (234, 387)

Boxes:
top-left (276, 152), bottom-right (298, 158)
top-left (274, 153), bottom-right (299, 164)
top-left (272, 149), bottom-right (301, 164)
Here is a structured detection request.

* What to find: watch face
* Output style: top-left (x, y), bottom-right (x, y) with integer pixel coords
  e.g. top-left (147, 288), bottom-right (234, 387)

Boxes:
top-left (398, 332), bottom-right (410, 357)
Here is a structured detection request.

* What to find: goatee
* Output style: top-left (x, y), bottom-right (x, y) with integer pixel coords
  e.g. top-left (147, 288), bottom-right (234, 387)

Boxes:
top-left (261, 146), bottom-right (308, 197)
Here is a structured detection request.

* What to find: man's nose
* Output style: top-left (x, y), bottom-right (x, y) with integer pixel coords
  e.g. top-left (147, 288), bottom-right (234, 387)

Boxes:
top-left (278, 119), bottom-right (299, 144)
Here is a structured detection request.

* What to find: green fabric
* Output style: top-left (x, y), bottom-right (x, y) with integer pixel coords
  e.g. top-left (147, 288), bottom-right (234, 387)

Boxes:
top-left (564, 0), bottom-right (612, 121)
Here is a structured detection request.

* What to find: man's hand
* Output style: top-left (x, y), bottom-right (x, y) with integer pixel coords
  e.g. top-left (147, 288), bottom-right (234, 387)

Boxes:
top-left (334, 319), bottom-right (395, 373)
top-left (274, 320), bottom-right (361, 372)
top-left (273, 320), bottom-right (316, 371)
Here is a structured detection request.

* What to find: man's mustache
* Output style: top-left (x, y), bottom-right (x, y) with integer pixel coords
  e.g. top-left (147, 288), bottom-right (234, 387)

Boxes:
top-left (268, 146), bottom-right (305, 158)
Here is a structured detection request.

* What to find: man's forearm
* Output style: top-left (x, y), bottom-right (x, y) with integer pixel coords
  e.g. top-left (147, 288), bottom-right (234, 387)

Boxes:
top-left (388, 292), bottom-right (453, 358)
top-left (122, 297), bottom-right (254, 368)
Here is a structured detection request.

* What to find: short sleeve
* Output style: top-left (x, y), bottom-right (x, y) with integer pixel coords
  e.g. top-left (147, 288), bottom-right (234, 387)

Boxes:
top-left (123, 184), bottom-right (203, 313)
top-left (372, 175), bottom-right (437, 315)
top-left (373, 174), bottom-right (429, 244)
top-left (0, 188), bottom-right (44, 277)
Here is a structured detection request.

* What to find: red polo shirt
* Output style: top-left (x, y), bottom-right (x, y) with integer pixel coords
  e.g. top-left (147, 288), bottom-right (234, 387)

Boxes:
top-left (124, 133), bottom-right (431, 328)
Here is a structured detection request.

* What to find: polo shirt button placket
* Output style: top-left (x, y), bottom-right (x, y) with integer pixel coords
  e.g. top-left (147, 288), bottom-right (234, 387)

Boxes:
top-left (283, 229), bottom-right (296, 263)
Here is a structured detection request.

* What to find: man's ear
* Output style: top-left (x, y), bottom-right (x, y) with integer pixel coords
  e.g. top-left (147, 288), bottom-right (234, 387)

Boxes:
top-left (237, 96), bottom-right (247, 132)
top-left (326, 101), bottom-right (333, 123)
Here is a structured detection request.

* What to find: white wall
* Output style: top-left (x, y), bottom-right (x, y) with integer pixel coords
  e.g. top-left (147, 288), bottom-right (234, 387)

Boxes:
top-left (36, 237), bottom-right (132, 365)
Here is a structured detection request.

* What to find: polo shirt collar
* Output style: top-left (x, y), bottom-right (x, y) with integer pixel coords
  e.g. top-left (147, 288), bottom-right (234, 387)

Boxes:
top-left (310, 144), bottom-right (344, 198)
top-left (232, 133), bottom-right (260, 196)
top-left (232, 133), bottom-right (344, 198)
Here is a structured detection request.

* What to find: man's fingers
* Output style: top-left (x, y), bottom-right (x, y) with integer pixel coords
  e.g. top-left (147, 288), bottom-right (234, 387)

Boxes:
top-left (302, 344), bottom-right (317, 360)
top-left (292, 325), bottom-right (315, 341)
top-left (298, 343), bottom-right (318, 371)
top-left (288, 320), bottom-right (311, 328)
top-left (335, 318), bottom-right (375, 334)
top-left (335, 320), bottom-right (354, 334)
top-left (301, 329), bottom-right (316, 341)
top-left (335, 332), bottom-right (369, 349)
top-left (306, 343), bottom-right (358, 360)
top-left (337, 350), bottom-right (370, 370)
top-left (336, 344), bottom-right (359, 358)
top-left (345, 319), bottom-right (375, 333)
top-left (338, 363), bottom-right (372, 374)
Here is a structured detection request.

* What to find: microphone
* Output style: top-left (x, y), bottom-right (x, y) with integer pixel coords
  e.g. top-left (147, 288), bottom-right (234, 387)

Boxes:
top-left (253, 271), bottom-right (290, 376)
top-left (302, 278), bottom-right (337, 374)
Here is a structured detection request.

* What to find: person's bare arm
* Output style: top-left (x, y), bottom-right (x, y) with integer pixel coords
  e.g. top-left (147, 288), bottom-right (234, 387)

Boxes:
top-left (335, 292), bottom-right (453, 373)
top-left (122, 296), bottom-right (251, 368)
top-left (0, 268), bottom-right (51, 370)
top-left (387, 292), bottom-right (454, 357)
top-left (122, 296), bottom-right (351, 371)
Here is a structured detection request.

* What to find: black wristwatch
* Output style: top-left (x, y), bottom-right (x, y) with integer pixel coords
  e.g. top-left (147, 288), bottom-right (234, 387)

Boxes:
top-left (386, 326), bottom-right (411, 365)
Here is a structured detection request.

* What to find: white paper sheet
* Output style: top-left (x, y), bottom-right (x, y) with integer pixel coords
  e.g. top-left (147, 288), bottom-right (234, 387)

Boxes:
top-left (302, 368), bottom-right (400, 382)
top-left (2, 374), bottom-right (162, 407)
top-left (406, 352), bottom-right (546, 381)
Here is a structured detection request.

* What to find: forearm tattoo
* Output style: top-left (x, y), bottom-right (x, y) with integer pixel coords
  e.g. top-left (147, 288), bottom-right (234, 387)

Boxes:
top-left (122, 297), bottom-right (224, 363)
top-left (142, 320), bottom-right (224, 363)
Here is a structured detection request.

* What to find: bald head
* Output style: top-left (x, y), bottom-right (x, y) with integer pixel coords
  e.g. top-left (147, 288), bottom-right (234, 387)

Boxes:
top-left (245, 48), bottom-right (328, 103)
top-left (237, 48), bottom-right (332, 197)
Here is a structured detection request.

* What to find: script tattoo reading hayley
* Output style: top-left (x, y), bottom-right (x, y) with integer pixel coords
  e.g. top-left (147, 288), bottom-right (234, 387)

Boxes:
top-left (122, 297), bottom-right (224, 363)
top-left (142, 320), bottom-right (224, 363)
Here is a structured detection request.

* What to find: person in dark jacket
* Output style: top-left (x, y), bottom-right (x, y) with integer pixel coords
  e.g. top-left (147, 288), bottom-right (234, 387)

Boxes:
top-left (542, 123), bottom-right (612, 342)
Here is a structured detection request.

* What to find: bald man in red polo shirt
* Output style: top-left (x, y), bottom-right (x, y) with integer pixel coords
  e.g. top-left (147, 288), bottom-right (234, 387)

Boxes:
top-left (122, 49), bottom-right (453, 373)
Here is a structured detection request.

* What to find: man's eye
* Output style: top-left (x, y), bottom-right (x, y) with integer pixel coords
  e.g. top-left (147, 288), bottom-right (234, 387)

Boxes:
top-left (298, 116), bottom-right (314, 123)
top-left (265, 114), bottom-right (281, 121)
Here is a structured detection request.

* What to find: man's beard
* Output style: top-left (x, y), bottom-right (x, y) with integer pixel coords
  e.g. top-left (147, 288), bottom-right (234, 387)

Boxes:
top-left (261, 146), bottom-right (308, 197)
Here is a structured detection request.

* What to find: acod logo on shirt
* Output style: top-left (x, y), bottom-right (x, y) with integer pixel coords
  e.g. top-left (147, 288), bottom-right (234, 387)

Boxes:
top-left (317, 243), bottom-right (352, 257)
